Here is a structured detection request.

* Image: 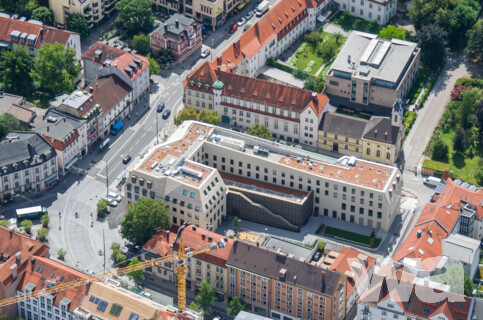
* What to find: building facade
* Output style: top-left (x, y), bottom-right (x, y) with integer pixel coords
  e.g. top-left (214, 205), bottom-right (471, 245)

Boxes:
top-left (325, 31), bottom-right (420, 111)
top-left (0, 132), bottom-right (58, 201)
top-left (227, 240), bottom-right (347, 320)
top-left (48, 0), bottom-right (118, 28)
top-left (150, 14), bottom-right (202, 62)
top-left (0, 15), bottom-right (81, 60)
top-left (335, 0), bottom-right (397, 25)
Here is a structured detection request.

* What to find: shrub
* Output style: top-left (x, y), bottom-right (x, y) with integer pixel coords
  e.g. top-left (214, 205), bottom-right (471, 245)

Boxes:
top-left (317, 241), bottom-right (326, 252)
top-left (403, 111), bottom-right (418, 129)
top-left (431, 136), bottom-right (449, 162)
top-left (20, 219), bottom-right (33, 232)
top-left (288, 56), bottom-right (298, 66)
top-left (57, 248), bottom-right (67, 258)
top-left (352, 18), bottom-right (365, 31)
top-left (304, 60), bottom-right (316, 73)
top-left (451, 85), bottom-right (472, 101)
top-left (295, 42), bottom-right (308, 54)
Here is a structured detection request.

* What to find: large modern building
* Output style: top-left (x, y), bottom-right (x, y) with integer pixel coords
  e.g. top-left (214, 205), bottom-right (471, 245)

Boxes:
top-left (48, 0), bottom-right (118, 28)
top-left (0, 14), bottom-right (81, 60)
top-left (184, 62), bottom-right (330, 146)
top-left (317, 104), bottom-right (403, 164)
top-left (150, 14), bottom-right (202, 62)
top-left (325, 31), bottom-right (420, 112)
top-left (0, 132), bottom-right (58, 201)
top-left (127, 121), bottom-right (402, 233)
top-left (227, 240), bottom-right (347, 320)
top-left (335, 0), bottom-right (397, 25)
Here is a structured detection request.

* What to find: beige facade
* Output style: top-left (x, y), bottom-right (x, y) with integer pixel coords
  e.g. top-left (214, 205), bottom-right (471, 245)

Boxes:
top-left (49, 0), bottom-right (118, 27)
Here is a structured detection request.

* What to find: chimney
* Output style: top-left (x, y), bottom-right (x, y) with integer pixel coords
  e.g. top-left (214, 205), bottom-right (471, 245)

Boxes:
top-left (201, 233), bottom-right (206, 240)
top-left (217, 56), bottom-right (222, 66)
top-left (417, 229), bottom-right (422, 238)
top-left (15, 251), bottom-right (21, 263)
top-left (311, 92), bottom-right (318, 106)
top-left (10, 264), bottom-right (17, 280)
top-left (175, 20), bottom-right (179, 29)
top-left (279, 268), bottom-right (287, 281)
top-left (224, 237), bottom-right (228, 242)
top-left (89, 87), bottom-right (94, 93)
top-left (256, 242), bottom-right (259, 247)
top-left (321, 271), bottom-right (326, 292)
top-left (9, 226), bottom-right (15, 237)
top-left (166, 230), bottom-right (170, 240)
top-left (192, 226), bottom-right (196, 231)
top-left (208, 235), bottom-right (213, 242)
top-left (233, 40), bottom-right (241, 58)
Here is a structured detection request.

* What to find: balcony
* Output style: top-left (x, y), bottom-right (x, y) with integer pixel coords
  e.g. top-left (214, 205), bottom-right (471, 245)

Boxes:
top-left (103, 0), bottom-right (117, 14)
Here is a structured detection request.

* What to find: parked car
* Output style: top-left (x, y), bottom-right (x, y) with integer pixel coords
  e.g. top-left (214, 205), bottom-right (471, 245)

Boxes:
top-left (107, 191), bottom-right (122, 203)
top-left (229, 24), bottom-right (238, 34)
top-left (312, 250), bottom-right (322, 262)
top-left (201, 48), bottom-right (210, 58)
top-left (157, 102), bottom-right (165, 113)
top-left (245, 11), bottom-right (254, 20)
top-left (122, 154), bottom-right (132, 164)
top-left (162, 109), bottom-right (171, 119)
top-left (237, 18), bottom-right (246, 26)
top-left (423, 176), bottom-right (441, 187)
top-left (107, 198), bottom-right (118, 207)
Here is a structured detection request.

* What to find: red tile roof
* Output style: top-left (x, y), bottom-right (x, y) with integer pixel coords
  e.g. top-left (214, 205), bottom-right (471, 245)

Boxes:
top-left (107, 52), bottom-right (150, 81)
top-left (82, 41), bottom-right (128, 63)
top-left (392, 204), bottom-right (461, 271)
top-left (0, 17), bottom-right (77, 49)
top-left (432, 176), bottom-right (483, 220)
top-left (183, 62), bottom-right (218, 94)
top-left (18, 257), bottom-right (88, 311)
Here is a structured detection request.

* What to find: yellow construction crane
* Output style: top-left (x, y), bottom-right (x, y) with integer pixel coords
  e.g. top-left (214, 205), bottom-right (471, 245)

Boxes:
top-left (0, 224), bottom-right (225, 311)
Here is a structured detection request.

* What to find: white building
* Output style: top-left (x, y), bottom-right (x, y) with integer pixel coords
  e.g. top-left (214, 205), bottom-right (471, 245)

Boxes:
top-left (336, 0), bottom-right (397, 25)
top-left (0, 132), bottom-right (58, 201)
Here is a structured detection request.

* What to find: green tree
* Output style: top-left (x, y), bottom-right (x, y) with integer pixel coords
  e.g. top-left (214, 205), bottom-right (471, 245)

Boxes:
top-left (116, 0), bottom-right (155, 34)
top-left (317, 241), bottom-right (326, 252)
top-left (227, 296), bottom-right (244, 316)
top-left (452, 127), bottom-right (466, 153)
top-left (97, 198), bottom-right (109, 215)
top-left (132, 33), bottom-right (150, 56)
top-left (0, 48), bottom-right (35, 96)
top-left (0, 0), bottom-right (37, 18)
top-left (339, 10), bottom-right (353, 29)
top-left (464, 275), bottom-right (476, 296)
top-left (147, 56), bottom-right (159, 77)
top-left (378, 25), bottom-right (407, 40)
top-left (367, 20), bottom-right (380, 33)
top-left (154, 49), bottom-right (175, 64)
top-left (233, 216), bottom-right (240, 236)
top-left (41, 214), bottom-right (50, 226)
top-left (126, 257), bottom-right (144, 284)
top-left (303, 31), bottom-right (321, 47)
top-left (303, 76), bottom-right (316, 91)
top-left (31, 43), bottom-right (81, 94)
top-left (416, 24), bottom-right (448, 70)
top-left (431, 136), bottom-right (449, 162)
top-left (115, 252), bottom-right (127, 265)
top-left (120, 198), bottom-right (170, 244)
top-left (20, 219), bottom-right (33, 233)
top-left (246, 124), bottom-right (273, 141)
top-left (65, 13), bottom-right (90, 39)
top-left (0, 114), bottom-right (25, 141)
top-left (195, 281), bottom-right (215, 312)
top-left (409, 0), bottom-right (456, 30)
top-left (466, 19), bottom-right (483, 62)
top-left (189, 302), bottom-right (202, 312)
top-left (57, 248), bottom-right (67, 259)
top-left (37, 227), bottom-right (49, 240)
top-left (450, 0), bottom-right (481, 40)
top-left (460, 90), bottom-right (476, 129)
top-left (0, 220), bottom-right (10, 228)
top-left (31, 6), bottom-right (54, 26)
top-left (174, 107), bottom-right (220, 126)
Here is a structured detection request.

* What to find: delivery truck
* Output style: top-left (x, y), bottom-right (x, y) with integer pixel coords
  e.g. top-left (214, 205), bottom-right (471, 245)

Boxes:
top-left (256, 0), bottom-right (270, 16)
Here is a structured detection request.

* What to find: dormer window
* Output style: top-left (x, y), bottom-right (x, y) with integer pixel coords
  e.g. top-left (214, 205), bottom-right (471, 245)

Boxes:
top-left (9, 30), bottom-right (20, 41)
top-left (197, 81), bottom-right (202, 88)
top-left (189, 80), bottom-right (195, 86)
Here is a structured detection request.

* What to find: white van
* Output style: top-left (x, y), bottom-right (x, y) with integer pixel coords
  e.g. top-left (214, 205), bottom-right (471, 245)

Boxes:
top-left (423, 176), bottom-right (441, 187)
top-left (107, 191), bottom-right (122, 202)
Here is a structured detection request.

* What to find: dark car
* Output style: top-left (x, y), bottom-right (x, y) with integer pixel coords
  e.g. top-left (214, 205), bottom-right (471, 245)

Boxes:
top-left (312, 250), bottom-right (322, 262)
top-left (162, 109), bottom-right (171, 119)
top-left (122, 155), bottom-right (132, 164)
top-left (229, 24), bottom-right (238, 34)
top-left (157, 102), bottom-right (165, 113)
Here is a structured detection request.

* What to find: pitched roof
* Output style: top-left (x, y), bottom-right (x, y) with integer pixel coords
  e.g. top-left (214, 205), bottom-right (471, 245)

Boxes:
top-left (105, 52), bottom-right (149, 81)
top-left (17, 257), bottom-right (88, 311)
top-left (227, 240), bottom-right (344, 297)
top-left (393, 204), bottom-right (461, 271)
top-left (184, 61), bottom-right (218, 94)
top-left (82, 41), bottom-right (128, 64)
top-left (363, 117), bottom-right (400, 145)
top-left (34, 117), bottom-right (79, 151)
top-left (152, 13), bottom-right (199, 42)
top-left (319, 112), bottom-right (370, 139)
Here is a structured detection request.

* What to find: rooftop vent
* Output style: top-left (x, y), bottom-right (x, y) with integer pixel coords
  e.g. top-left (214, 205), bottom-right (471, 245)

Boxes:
top-left (279, 268), bottom-right (287, 281)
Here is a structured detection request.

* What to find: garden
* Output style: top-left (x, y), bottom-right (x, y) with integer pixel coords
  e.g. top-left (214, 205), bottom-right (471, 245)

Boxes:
top-left (316, 224), bottom-right (381, 248)
top-left (424, 77), bottom-right (483, 186)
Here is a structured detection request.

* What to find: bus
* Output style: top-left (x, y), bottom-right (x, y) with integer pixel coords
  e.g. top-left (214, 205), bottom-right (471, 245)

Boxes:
top-left (16, 206), bottom-right (47, 221)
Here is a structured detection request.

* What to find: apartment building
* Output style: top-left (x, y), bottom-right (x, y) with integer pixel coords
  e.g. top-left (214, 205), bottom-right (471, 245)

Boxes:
top-left (184, 61), bottom-right (330, 146)
top-left (49, 0), bottom-right (118, 28)
top-left (127, 123), bottom-right (227, 230)
top-left (317, 104), bottom-right (403, 164)
top-left (150, 14), bottom-right (202, 62)
top-left (227, 240), bottom-right (347, 320)
top-left (325, 31), bottom-right (420, 112)
top-left (0, 15), bottom-right (81, 60)
top-left (336, 0), bottom-right (397, 25)
top-left (57, 75), bottom-right (133, 147)
top-left (16, 257), bottom-right (88, 320)
top-left (0, 92), bottom-right (44, 128)
top-left (74, 280), bottom-right (201, 320)
top-left (143, 224), bottom-right (234, 300)
top-left (0, 132), bottom-right (58, 201)
top-left (83, 41), bottom-right (150, 105)
top-left (128, 121), bottom-right (402, 232)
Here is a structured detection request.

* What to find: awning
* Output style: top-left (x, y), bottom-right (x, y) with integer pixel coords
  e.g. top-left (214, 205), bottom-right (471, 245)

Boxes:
top-left (64, 156), bottom-right (79, 171)
top-left (45, 174), bottom-right (58, 184)
top-left (88, 129), bottom-right (97, 139)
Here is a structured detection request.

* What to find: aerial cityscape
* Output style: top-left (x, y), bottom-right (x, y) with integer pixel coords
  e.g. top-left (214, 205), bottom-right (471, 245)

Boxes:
top-left (0, 0), bottom-right (482, 319)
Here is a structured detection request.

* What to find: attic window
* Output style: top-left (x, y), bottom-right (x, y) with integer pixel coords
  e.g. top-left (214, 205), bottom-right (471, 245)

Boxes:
top-left (197, 81), bottom-right (202, 88)
top-left (190, 80), bottom-right (195, 86)
top-left (205, 83), bottom-right (210, 90)
top-left (272, 23), bottom-right (276, 29)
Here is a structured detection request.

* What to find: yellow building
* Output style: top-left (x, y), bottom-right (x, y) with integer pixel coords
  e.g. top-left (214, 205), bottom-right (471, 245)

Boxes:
top-left (49, 0), bottom-right (118, 28)
top-left (318, 106), bottom-right (403, 165)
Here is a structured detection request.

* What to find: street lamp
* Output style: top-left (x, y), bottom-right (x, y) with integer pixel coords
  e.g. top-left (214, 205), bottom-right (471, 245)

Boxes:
top-left (156, 112), bottom-right (159, 145)
top-left (105, 161), bottom-right (109, 197)
top-left (211, 38), bottom-right (214, 62)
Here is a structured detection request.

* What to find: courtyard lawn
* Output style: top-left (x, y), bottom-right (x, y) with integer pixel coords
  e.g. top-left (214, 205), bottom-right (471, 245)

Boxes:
top-left (317, 225), bottom-right (381, 248)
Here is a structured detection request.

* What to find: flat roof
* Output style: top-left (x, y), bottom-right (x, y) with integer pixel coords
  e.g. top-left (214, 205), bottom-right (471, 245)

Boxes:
top-left (265, 236), bottom-right (312, 260)
top-left (62, 90), bottom-right (92, 110)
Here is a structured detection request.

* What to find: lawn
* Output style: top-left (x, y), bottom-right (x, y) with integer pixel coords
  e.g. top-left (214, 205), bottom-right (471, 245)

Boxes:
top-left (291, 32), bottom-right (346, 75)
top-left (317, 225), bottom-right (381, 248)
top-left (331, 10), bottom-right (381, 34)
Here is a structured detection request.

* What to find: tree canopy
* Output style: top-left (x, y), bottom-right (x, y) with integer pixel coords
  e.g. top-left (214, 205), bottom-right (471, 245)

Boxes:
top-left (466, 19), bottom-right (483, 62)
top-left (174, 107), bottom-right (221, 126)
top-left (97, 199), bottom-right (109, 215)
top-left (65, 13), bottom-right (91, 39)
top-left (0, 48), bottom-right (35, 96)
top-left (378, 25), bottom-right (409, 40)
top-left (0, 114), bottom-right (26, 141)
top-left (416, 24), bottom-right (448, 70)
top-left (431, 136), bottom-right (449, 162)
top-left (116, 0), bottom-right (155, 34)
top-left (246, 124), bottom-right (273, 141)
top-left (0, 0), bottom-right (37, 18)
top-left (227, 296), bottom-right (245, 316)
top-left (132, 33), bottom-right (150, 56)
top-left (31, 43), bottom-right (81, 94)
top-left (147, 56), bottom-right (159, 77)
top-left (154, 49), bottom-right (175, 64)
top-left (127, 258), bottom-right (143, 283)
top-left (120, 198), bottom-right (170, 244)
top-left (32, 6), bottom-right (54, 26)
top-left (452, 127), bottom-right (466, 153)
top-left (195, 281), bottom-right (215, 311)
